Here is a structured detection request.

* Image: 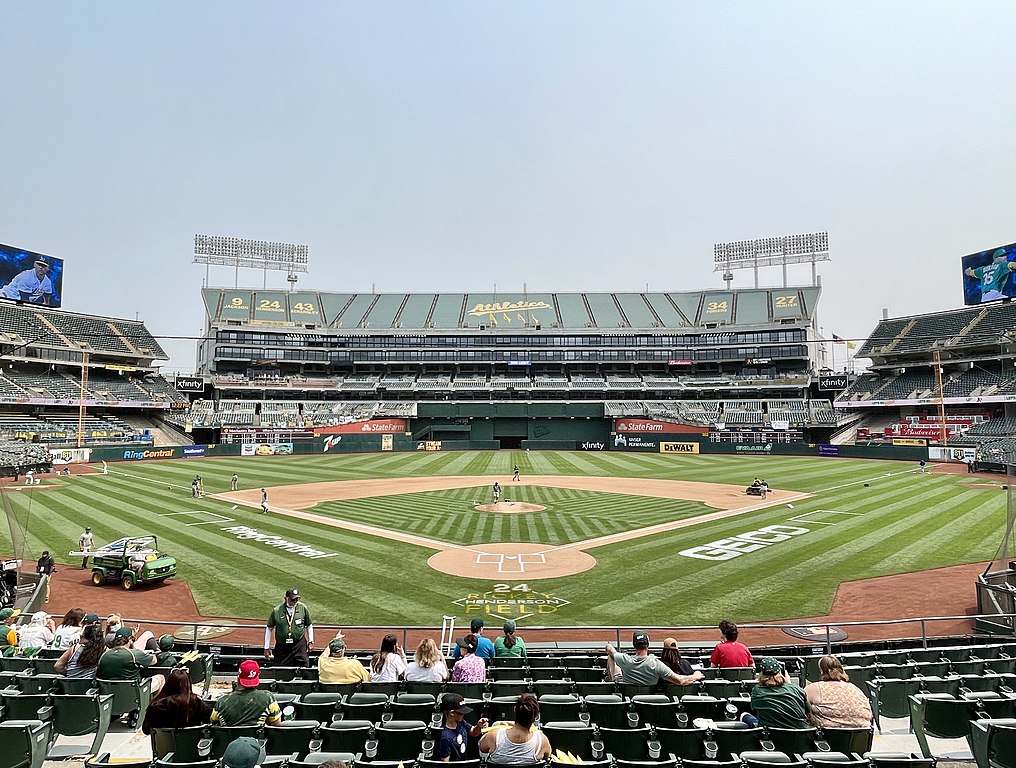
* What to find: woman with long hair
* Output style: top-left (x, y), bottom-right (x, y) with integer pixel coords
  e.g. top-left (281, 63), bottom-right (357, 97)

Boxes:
top-left (370, 634), bottom-right (408, 682)
top-left (54, 623), bottom-right (105, 678)
top-left (660, 637), bottom-right (694, 677)
top-left (142, 668), bottom-right (212, 734)
top-left (52, 607), bottom-right (86, 649)
top-left (405, 637), bottom-right (449, 682)
top-left (479, 693), bottom-right (552, 764)
top-left (804, 655), bottom-right (873, 728)
top-left (493, 620), bottom-right (526, 658)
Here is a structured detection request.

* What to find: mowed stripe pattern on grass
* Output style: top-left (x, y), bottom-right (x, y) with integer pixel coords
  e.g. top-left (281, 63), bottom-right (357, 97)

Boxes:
top-left (0, 452), bottom-right (1004, 625)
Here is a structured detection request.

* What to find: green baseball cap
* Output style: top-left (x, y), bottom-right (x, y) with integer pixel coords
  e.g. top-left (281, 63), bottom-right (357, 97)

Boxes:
top-left (158, 634), bottom-right (175, 650)
top-left (223, 736), bottom-right (266, 768)
top-left (328, 638), bottom-right (346, 654)
top-left (759, 657), bottom-right (782, 675)
top-left (0, 608), bottom-right (19, 621)
top-left (114, 626), bottom-right (133, 638)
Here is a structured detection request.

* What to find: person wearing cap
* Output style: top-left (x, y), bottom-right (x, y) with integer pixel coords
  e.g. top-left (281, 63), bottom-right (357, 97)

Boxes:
top-left (78, 526), bottom-right (94, 569)
top-left (710, 619), bottom-right (754, 668)
top-left (211, 660), bottom-right (282, 726)
top-left (264, 588), bottom-right (314, 666)
top-left (223, 736), bottom-right (266, 768)
top-left (36, 550), bottom-right (55, 604)
top-left (493, 619), bottom-right (526, 658)
top-left (0, 257), bottom-right (55, 305)
top-left (744, 657), bottom-right (810, 729)
top-left (452, 617), bottom-right (495, 660)
top-left (318, 634), bottom-right (370, 685)
top-left (17, 610), bottom-right (55, 649)
top-left (605, 631), bottom-right (705, 687)
top-left (0, 607), bottom-right (22, 648)
top-left (660, 637), bottom-right (694, 677)
top-left (97, 625), bottom-right (165, 695)
top-left (155, 635), bottom-right (179, 666)
top-left (451, 634), bottom-right (486, 683)
top-left (438, 692), bottom-right (489, 762)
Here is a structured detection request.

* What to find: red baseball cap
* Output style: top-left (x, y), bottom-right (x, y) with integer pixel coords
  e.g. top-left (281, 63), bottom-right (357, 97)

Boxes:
top-left (238, 659), bottom-right (261, 688)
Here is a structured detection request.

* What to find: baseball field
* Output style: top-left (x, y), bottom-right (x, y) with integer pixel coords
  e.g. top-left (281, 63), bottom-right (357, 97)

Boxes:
top-left (0, 451), bottom-right (1005, 627)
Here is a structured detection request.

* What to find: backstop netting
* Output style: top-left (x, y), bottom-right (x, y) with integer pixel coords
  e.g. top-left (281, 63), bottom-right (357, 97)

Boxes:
top-left (0, 484), bottom-right (44, 609)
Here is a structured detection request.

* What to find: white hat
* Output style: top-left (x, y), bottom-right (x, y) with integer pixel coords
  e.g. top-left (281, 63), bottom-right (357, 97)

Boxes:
top-left (31, 611), bottom-right (49, 624)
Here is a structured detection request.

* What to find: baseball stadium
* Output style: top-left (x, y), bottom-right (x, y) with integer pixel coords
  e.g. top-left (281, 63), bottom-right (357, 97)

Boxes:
top-left (1, 234), bottom-right (1016, 764)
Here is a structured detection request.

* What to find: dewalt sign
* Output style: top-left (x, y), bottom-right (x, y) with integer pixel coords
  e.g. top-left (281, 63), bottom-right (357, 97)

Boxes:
top-left (660, 442), bottom-right (700, 454)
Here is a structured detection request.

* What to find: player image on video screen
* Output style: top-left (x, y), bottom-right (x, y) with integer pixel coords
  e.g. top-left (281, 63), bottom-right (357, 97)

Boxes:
top-left (962, 243), bottom-right (1016, 306)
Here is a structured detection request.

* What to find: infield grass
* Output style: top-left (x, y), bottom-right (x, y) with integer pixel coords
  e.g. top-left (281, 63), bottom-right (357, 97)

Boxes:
top-left (0, 451), bottom-right (1004, 625)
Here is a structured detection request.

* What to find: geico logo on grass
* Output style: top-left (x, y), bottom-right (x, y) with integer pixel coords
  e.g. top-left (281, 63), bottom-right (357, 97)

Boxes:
top-left (122, 449), bottom-right (175, 460)
top-left (679, 524), bottom-right (809, 561)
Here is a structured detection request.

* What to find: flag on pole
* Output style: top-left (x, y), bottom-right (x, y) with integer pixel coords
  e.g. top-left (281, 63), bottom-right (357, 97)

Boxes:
top-left (832, 334), bottom-right (846, 345)
top-left (847, 341), bottom-right (857, 351)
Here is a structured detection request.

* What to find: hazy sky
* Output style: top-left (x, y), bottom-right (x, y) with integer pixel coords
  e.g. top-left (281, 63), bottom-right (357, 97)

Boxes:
top-left (3, 2), bottom-right (1014, 372)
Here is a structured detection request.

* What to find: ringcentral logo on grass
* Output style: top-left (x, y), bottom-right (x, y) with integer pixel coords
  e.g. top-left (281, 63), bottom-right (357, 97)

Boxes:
top-left (220, 525), bottom-right (338, 560)
top-left (679, 524), bottom-right (809, 561)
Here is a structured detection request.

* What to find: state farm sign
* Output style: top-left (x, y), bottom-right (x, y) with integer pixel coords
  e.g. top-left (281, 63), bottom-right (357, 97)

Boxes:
top-left (613, 419), bottom-right (706, 435)
top-left (315, 419), bottom-right (408, 435)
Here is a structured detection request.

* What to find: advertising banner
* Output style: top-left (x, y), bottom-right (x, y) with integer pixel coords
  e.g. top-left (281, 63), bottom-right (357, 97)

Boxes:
top-left (818, 375), bottom-right (849, 390)
top-left (241, 443), bottom-right (294, 456)
top-left (381, 434), bottom-right (393, 451)
top-left (121, 448), bottom-right (178, 461)
top-left (417, 441), bottom-right (442, 451)
top-left (660, 442), bottom-right (700, 454)
top-left (577, 441), bottom-right (606, 451)
top-left (929, 446), bottom-right (975, 462)
top-left (315, 419), bottom-right (408, 435)
top-left (892, 438), bottom-right (927, 447)
top-left (612, 433), bottom-right (659, 451)
top-left (182, 445), bottom-right (207, 458)
top-left (50, 448), bottom-right (91, 464)
top-left (818, 444), bottom-right (840, 457)
top-left (175, 376), bottom-right (204, 394)
top-left (613, 419), bottom-right (707, 435)
top-left (222, 428), bottom-right (315, 442)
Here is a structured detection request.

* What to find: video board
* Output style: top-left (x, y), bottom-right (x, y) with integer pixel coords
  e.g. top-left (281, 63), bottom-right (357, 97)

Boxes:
top-left (962, 241), bottom-right (1016, 306)
top-left (0, 243), bottom-right (65, 308)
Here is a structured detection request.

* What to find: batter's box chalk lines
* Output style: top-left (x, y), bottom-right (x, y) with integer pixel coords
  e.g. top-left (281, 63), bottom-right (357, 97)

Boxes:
top-left (475, 552), bottom-right (547, 573)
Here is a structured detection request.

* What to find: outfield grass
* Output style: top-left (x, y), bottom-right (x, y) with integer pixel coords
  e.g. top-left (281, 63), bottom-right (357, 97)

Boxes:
top-left (0, 451), bottom-right (1004, 626)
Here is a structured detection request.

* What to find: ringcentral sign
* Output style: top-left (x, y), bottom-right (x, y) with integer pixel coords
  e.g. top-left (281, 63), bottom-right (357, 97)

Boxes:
top-left (679, 524), bottom-right (809, 561)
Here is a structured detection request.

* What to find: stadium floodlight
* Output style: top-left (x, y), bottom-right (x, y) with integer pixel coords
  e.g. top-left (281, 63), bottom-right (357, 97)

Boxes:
top-left (713, 231), bottom-right (829, 288)
top-left (193, 234), bottom-right (309, 289)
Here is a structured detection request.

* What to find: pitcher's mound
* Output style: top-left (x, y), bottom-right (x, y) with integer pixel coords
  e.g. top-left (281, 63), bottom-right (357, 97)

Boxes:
top-left (475, 501), bottom-right (546, 513)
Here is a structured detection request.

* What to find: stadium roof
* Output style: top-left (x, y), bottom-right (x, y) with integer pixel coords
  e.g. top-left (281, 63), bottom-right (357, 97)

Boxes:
top-left (203, 286), bottom-right (820, 331)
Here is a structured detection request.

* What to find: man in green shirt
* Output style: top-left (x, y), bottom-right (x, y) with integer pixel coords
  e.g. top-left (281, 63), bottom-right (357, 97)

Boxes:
top-left (264, 587), bottom-right (314, 666)
top-left (0, 607), bottom-right (21, 648)
top-left (212, 660), bottom-right (282, 727)
top-left (154, 635), bottom-right (178, 667)
top-left (97, 626), bottom-right (164, 694)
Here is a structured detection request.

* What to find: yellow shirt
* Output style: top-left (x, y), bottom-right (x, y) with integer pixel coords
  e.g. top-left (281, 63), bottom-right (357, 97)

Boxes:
top-left (318, 650), bottom-right (370, 685)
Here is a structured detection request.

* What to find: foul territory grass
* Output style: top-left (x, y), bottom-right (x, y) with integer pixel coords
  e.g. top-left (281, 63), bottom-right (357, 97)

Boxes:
top-left (0, 451), bottom-right (1005, 625)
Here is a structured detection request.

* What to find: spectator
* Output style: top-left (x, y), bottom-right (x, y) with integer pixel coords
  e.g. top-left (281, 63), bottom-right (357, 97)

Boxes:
top-left (18, 611), bottom-right (55, 649)
top-left (743, 657), bottom-right (810, 729)
top-left (211, 660), bottom-right (282, 726)
top-left (319, 636), bottom-right (370, 685)
top-left (405, 637), bottom-right (449, 683)
top-left (97, 626), bottom-right (165, 694)
top-left (370, 633), bottom-right (408, 682)
top-left (804, 655), bottom-right (873, 728)
top-left (54, 623), bottom-right (105, 678)
top-left (605, 631), bottom-right (704, 686)
top-left (104, 614), bottom-right (160, 653)
top-left (222, 736), bottom-right (266, 768)
top-left (154, 635), bottom-right (179, 667)
top-left (52, 607), bottom-right (85, 649)
top-left (264, 588), bottom-right (314, 666)
top-left (438, 693), bottom-right (488, 762)
top-left (142, 667), bottom-right (212, 734)
top-left (493, 620), bottom-right (526, 658)
top-left (710, 620), bottom-right (754, 668)
top-left (0, 607), bottom-right (22, 648)
top-left (660, 637), bottom-right (695, 676)
top-left (453, 618), bottom-right (495, 660)
top-left (451, 634), bottom-right (487, 683)
top-left (478, 693), bottom-right (552, 764)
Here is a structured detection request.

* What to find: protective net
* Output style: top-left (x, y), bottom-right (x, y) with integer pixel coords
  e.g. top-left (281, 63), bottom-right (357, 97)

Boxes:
top-left (976, 459), bottom-right (1016, 634)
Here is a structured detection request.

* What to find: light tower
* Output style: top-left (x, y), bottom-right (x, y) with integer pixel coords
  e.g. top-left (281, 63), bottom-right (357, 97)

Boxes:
top-left (713, 231), bottom-right (829, 289)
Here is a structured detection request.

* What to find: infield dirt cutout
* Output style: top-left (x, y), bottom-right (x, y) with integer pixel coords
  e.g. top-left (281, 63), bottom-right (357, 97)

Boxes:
top-left (218, 476), bottom-right (810, 579)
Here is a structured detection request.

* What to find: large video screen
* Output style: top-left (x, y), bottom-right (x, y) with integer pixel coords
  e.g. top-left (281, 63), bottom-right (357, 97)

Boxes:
top-left (962, 241), bottom-right (1016, 306)
top-left (0, 243), bottom-right (64, 308)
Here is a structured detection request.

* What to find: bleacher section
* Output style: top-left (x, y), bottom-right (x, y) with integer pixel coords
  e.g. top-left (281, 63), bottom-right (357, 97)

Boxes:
top-left (0, 302), bottom-right (166, 358)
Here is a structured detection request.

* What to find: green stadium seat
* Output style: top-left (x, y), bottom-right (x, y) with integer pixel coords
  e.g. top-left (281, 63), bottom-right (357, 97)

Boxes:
top-left (541, 721), bottom-right (604, 762)
top-left (489, 680), bottom-right (531, 699)
top-left (317, 682), bottom-right (361, 697)
top-left (404, 681), bottom-right (445, 697)
top-left (0, 692), bottom-right (51, 721)
top-left (96, 676), bottom-right (152, 727)
top-left (567, 667), bottom-right (606, 683)
top-left (598, 725), bottom-right (654, 761)
top-left (480, 695), bottom-right (521, 723)
top-left (263, 720), bottom-right (321, 759)
top-left (799, 752), bottom-right (868, 768)
top-left (47, 693), bottom-right (114, 759)
top-left (764, 726), bottom-right (818, 756)
top-left (16, 674), bottom-right (61, 695)
top-left (630, 694), bottom-right (677, 727)
top-left (359, 681), bottom-right (401, 698)
top-left (491, 666), bottom-right (530, 681)
top-left (446, 682), bottom-right (487, 699)
top-left (341, 692), bottom-right (388, 722)
top-left (814, 726), bottom-right (873, 755)
top-left (204, 725), bottom-right (262, 759)
top-left (706, 721), bottom-right (765, 757)
top-left (863, 755), bottom-right (936, 768)
top-left (583, 694), bottom-right (632, 728)
top-left (538, 694), bottom-right (582, 724)
top-left (527, 657), bottom-right (561, 669)
top-left (532, 679), bottom-right (573, 697)
top-left (0, 720), bottom-right (55, 768)
top-left (573, 681), bottom-right (616, 698)
top-left (55, 677), bottom-right (98, 695)
top-left (372, 718), bottom-right (432, 761)
top-left (867, 677), bottom-right (921, 730)
top-left (274, 679), bottom-right (318, 696)
top-left (654, 726), bottom-right (709, 759)
top-left (293, 692), bottom-right (345, 722)
top-left (676, 694), bottom-right (728, 724)
top-left (389, 693), bottom-right (437, 723)
top-left (319, 719), bottom-right (374, 753)
top-left (986, 722), bottom-right (1016, 768)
